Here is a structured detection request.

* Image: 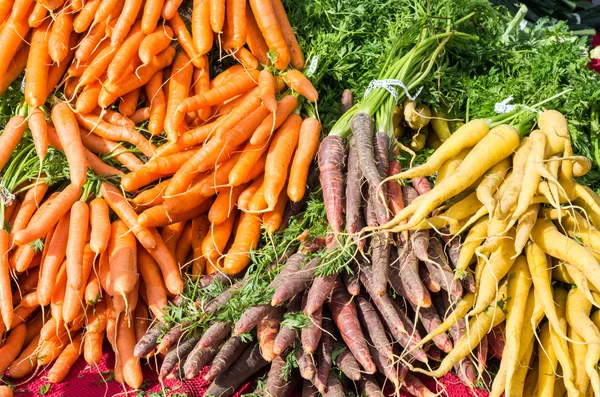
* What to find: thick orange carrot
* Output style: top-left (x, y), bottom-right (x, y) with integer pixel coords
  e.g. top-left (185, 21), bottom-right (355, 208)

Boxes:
top-left (225, 0), bottom-right (246, 49)
top-left (138, 246), bottom-right (167, 320)
top-left (284, 70), bottom-right (318, 102)
top-left (165, 51), bottom-right (194, 141)
top-left (14, 184), bottom-right (82, 246)
top-left (161, 0), bottom-right (183, 19)
top-left (100, 182), bottom-right (157, 250)
top-left (66, 201), bottom-right (89, 290)
top-left (84, 330), bottom-right (105, 365)
top-left (48, 332), bottom-right (83, 383)
top-left (74, 0), bottom-right (101, 32)
top-left (137, 197), bottom-right (214, 228)
top-left (245, 6), bottom-right (269, 65)
top-left (92, 0), bottom-right (120, 27)
top-left (111, 0), bottom-right (143, 46)
top-left (0, 230), bottom-right (12, 329)
top-left (108, 21), bottom-right (145, 81)
top-left (10, 182), bottom-right (48, 241)
top-left (95, 108), bottom-right (135, 128)
top-left (250, 95), bottom-right (298, 145)
top-left (202, 210), bottom-right (236, 265)
top-left (209, 183), bottom-right (248, 224)
top-left (28, 108), bottom-right (48, 162)
top-left (223, 105), bottom-right (271, 147)
top-left (0, 115), bottom-right (27, 170)
top-left (37, 213), bottom-right (70, 305)
top-left (288, 117), bottom-right (321, 202)
top-left (109, 220), bottom-right (138, 298)
top-left (76, 44), bottom-right (118, 91)
top-left (192, 0), bottom-right (213, 55)
top-left (145, 228), bottom-right (183, 295)
top-left (0, 0), bottom-right (14, 23)
top-left (259, 69), bottom-right (277, 113)
top-left (223, 212), bottom-right (261, 274)
top-left (8, 334), bottom-right (39, 378)
top-left (249, 0), bottom-right (289, 69)
top-left (27, 2), bottom-right (46, 27)
top-left (74, 22), bottom-right (107, 65)
top-left (117, 315), bottom-right (143, 388)
top-left (140, 25), bottom-right (173, 64)
top-left (271, 0), bottom-right (303, 69)
top-left (0, 43), bottom-right (28, 94)
top-left (51, 103), bottom-right (88, 187)
top-left (214, 87), bottom-right (262, 138)
top-left (141, 0), bottom-right (164, 33)
top-left (48, 8), bottom-right (74, 64)
top-left (263, 114), bottom-right (302, 208)
top-left (25, 19), bottom-right (51, 106)
top-left (0, 323), bottom-right (26, 373)
top-left (0, 16), bottom-right (31, 88)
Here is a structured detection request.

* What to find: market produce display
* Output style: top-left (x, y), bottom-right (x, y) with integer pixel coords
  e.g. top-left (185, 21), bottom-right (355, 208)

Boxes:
top-left (1, 0), bottom-right (600, 396)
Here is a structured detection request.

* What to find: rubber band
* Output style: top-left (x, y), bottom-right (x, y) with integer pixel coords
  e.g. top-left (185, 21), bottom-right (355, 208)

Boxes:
top-left (363, 79), bottom-right (423, 101)
top-left (573, 13), bottom-right (581, 25)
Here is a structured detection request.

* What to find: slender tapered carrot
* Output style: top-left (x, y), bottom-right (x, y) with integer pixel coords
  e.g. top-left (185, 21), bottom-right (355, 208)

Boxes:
top-left (109, 220), bottom-right (138, 299)
top-left (284, 70), bottom-right (318, 102)
top-left (263, 189), bottom-right (288, 234)
top-left (250, 95), bottom-right (298, 145)
top-left (192, 0), bottom-right (213, 55)
top-left (37, 213), bottom-right (70, 306)
top-left (202, 211), bottom-right (236, 266)
top-left (100, 182), bottom-right (157, 250)
top-left (138, 246), bottom-right (167, 320)
top-left (111, 0), bottom-right (143, 46)
top-left (263, 114), bottom-right (302, 209)
top-left (0, 323), bottom-right (26, 373)
top-left (223, 213), bottom-right (261, 274)
top-left (141, 0), bottom-right (165, 34)
top-left (137, 198), bottom-right (214, 228)
top-left (66, 201), bottom-right (89, 290)
top-left (108, 22), bottom-right (145, 81)
top-left (28, 108), bottom-right (48, 162)
top-left (248, 0), bottom-right (289, 69)
top-left (48, 8), bottom-right (74, 64)
top-left (0, 44), bottom-right (28, 95)
top-left (0, 230), bottom-right (13, 330)
top-left (117, 314), bottom-right (143, 388)
top-left (288, 117), bottom-right (320, 202)
top-left (168, 12), bottom-right (205, 68)
top-left (47, 332), bottom-right (83, 383)
top-left (209, 184), bottom-right (248, 224)
top-left (89, 197), bottom-right (110, 255)
top-left (145, 228), bottom-right (184, 295)
top-left (62, 244), bottom-right (94, 323)
top-left (0, 115), bottom-right (27, 171)
top-left (79, 130), bottom-right (143, 172)
top-left (51, 103), bottom-right (88, 187)
top-left (258, 69), bottom-right (277, 113)
top-left (245, 6), bottom-right (269, 65)
top-left (271, 0), bottom-right (304, 69)
top-left (165, 51), bottom-right (194, 141)
top-left (225, 0), bottom-right (246, 49)
top-left (10, 182), bottom-right (48, 242)
top-left (145, 71), bottom-right (168, 136)
top-left (0, 17), bottom-right (31, 92)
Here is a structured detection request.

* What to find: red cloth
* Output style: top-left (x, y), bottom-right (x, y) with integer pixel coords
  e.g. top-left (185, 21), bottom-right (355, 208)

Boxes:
top-left (13, 351), bottom-right (488, 397)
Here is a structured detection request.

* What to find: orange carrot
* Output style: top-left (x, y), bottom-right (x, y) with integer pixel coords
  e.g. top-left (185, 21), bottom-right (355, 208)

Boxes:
top-left (85, 271), bottom-right (101, 303)
top-left (263, 190), bottom-right (288, 234)
top-left (223, 105), bottom-right (270, 147)
top-left (48, 8), bottom-right (74, 64)
top-left (0, 16), bottom-right (31, 88)
top-left (107, 21), bottom-right (145, 81)
top-left (12, 271), bottom-right (39, 305)
top-left (95, 108), bottom-right (135, 128)
top-left (89, 197), bottom-right (110, 255)
top-left (74, 0), bottom-right (101, 32)
top-left (225, 0), bottom-right (246, 49)
top-left (288, 117), bottom-right (321, 202)
top-left (9, 0), bottom-right (34, 20)
top-left (209, 183), bottom-right (248, 224)
top-left (161, 0), bottom-right (184, 19)
top-left (138, 246), bottom-right (168, 320)
top-left (140, 25), bottom-right (173, 64)
top-left (192, 0), bottom-right (213, 55)
top-left (51, 103), bottom-right (88, 187)
top-left (0, 115), bottom-right (26, 170)
top-left (165, 51), bottom-right (194, 141)
top-left (250, 95), bottom-right (298, 145)
top-left (247, 184), bottom-right (268, 212)
top-left (100, 182), bottom-right (157, 250)
top-left (62, 245), bottom-right (94, 322)
top-left (223, 212), bottom-right (261, 274)
top-left (245, 6), bottom-right (269, 65)
top-left (259, 69), bottom-right (277, 113)
top-left (75, 112), bottom-right (156, 158)
top-left (66, 201), bottom-right (89, 290)
top-left (192, 63), bottom-right (211, 120)
top-left (0, 323), bottom-right (26, 373)
top-left (0, 230), bottom-right (12, 330)
top-left (10, 182), bottom-right (48, 241)
top-left (117, 314), bottom-right (143, 388)
top-left (271, 0), bottom-right (303, 69)
top-left (234, 47), bottom-right (259, 70)
top-left (27, 108), bottom-right (48, 162)
top-left (84, 330), bottom-right (105, 365)
top-left (76, 44), bottom-right (118, 91)
top-left (8, 334), bottom-right (39, 378)
top-left (131, 107), bottom-right (151, 124)
top-left (168, 12), bottom-right (205, 68)
top-left (209, 0), bottom-right (225, 33)
top-left (74, 22), bottom-right (107, 65)
top-left (109, 220), bottom-right (138, 300)
top-left (92, 0), bottom-right (120, 27)
top-left (211, 64), bottom-right (244, 87)
top-left (141, 0), bottom-right (165, 34)
top-left (175, 221), bottom-right (193, 268)
top-left (202, 210), bottom-right (236, 263)
top-left (75, 82), bottom-right (102, 113)
top-left (145, 228), bottom-right (183, 295)
top-left (119, 88), bottom-right (141, 117)
top-left (214, 87), bottom-right (262, 138)
top-left (50, 261), bottom-right (67, 324)
top-left (131, 179), bottom-right (170, 210)
top-left (137, 197), bottom-right (214, 228)
top-left (145, 71), bottom-right (168, 136)
top-left (249, 0), bottom-right (289, 69)
top-left (0, 43), bottom-right (28, 94)
top-left (9, 244), bottom-right (35, 272)
top-left (37, 213), bottom-right (69, 305)
top-left (47, 30), bottom-right (77, 94)
top-left (111, 0), bottom-right (143, 46)
top-left (162, 221), bottom-right (185, 257)
top-left (79, 130), bottom-right (143, 172)
top-left (0, 0), bottom-right (14, 24)
top-left (191, 215), bottom-right (210, 277)
top-left (173, 69), bottom-right (260, 131)
top-left (238, 175), bottom-right (263, 208)
top-left (263, 114), bottom-right (302, 208)
top-left (28, 3), bottom-right (46, 27)
top-left (284, 70), bottom-right (318, 102)
top-left (14, 185), bottom-right (82, 246)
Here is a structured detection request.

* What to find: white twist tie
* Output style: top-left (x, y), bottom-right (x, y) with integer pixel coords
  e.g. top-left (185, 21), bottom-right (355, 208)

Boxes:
top-left (519, 19), bottom-right (527, 30)
top-left (494, 95), bottom-right (538, 114)
top-left (574, 13), bottom-right (581, 25)
top-left (306, 55), bottom-right (319, 77)
top-left (0, 184), bottom-right (15, 206)
top-left (363, 79), bottom-right (423, 101)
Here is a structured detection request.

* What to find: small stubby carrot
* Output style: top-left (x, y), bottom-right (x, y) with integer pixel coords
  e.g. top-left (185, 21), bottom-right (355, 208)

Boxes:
top-left (28, 108), bottom-right (48, 162)
top-left (138, 247), bottom-right (167, 320)
top-left (100, 182), bottom-right (156, 250)
top-left (89, 198), bottom-right (110, 255)
top-left (48, 8), bottom-right (74, 64)
top-left (0, 115), bottom-right (27, 171)
top-left (223, 212), bottom-right (261, 274)
top-left (288, 117), bottom-right (320, 202)
top-left (245, 6), bottom-right (269, 65)
top-left (250, 95), bottom-right (298, 145)
top-left (258, 69), bottom-right (277, 113)
top-left (66, 201), bottom-right (89, 290)
top-left (284, 70), bottom-right (318, 102)
top-left (141, 0), bottom-right (165, 34)
top-left (51, 103), bottom-right (88, 187)
top-left (14, 185), bottom-right (82, 246)
top-left (0, 230), bottom-right (12, 330)
top-left (249, 0), bottom-right (289, 70)
top-left (73, 0), bottom-right (101, 32)
top-left (264, 114), bottom-right (302, 209)
top-left (271, 0), bottom-right (303, 69)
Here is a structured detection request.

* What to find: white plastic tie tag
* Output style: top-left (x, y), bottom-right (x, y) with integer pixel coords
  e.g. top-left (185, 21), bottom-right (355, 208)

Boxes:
top-left (363, 79), bottom-right (423, 101)
top-left (494, 95), bottom-right (538, 114)
top-left (306, 56), bottom-right (319, 77)
top-left (0, 184), bottom-right (15, 207)
top-left (519, 20), bottom-right (527, 30)
top-left (574, 13), bottom-right (581, 25)
top-left (20, 75), bottom-right (26, 94)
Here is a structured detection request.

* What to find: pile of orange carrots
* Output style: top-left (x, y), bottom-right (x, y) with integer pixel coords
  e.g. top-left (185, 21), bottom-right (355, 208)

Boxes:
top-left (0, 0), bottom-right (320, 391)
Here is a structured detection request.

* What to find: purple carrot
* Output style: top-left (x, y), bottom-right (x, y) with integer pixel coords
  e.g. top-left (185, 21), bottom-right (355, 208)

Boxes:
top-left (203, 282), bottom-right (244, 315)
top-left (270, 252), bottom-right (307, 289)
top-left (387, 158), bottom-right (405, 225)
top-left (426, 345), bottom-right (443, 362)
top-left (461, 272), bottom-right (477, 294)
top-left (476, 333), bottom-right (489, 375)
top-left (156, 324), bottom-right (187, 354)
top-left (411, 304), bottom-right (453, 353)
top-left (233, 304), bottom-right (273, 335)
top-left (411, 230), bottom-right (430, 262)
top-left (370, 233), bottom-right (389, 296)
top-left (323, 376), bottom-right (345, 397)
top-left (280, 163), bottom-right (320, 230)
top-left (334, 345), bottom-right (361, 381)
top-left (203, 336), bottom-right (248, 382)
top-left (329, 280), bottom-right (377, 374)
top-left (296, 348), bottom-right (316, 380)
top-left (264, 355), bottom-right (288, 397)
top-left (314, 315), bottom-right (334, 393)
top-left (402, 185), bottom-right (419, 205)
top-left (351, 113), bottom-right (385, 209)
top-left (402, 373), bottom-right (437, 397)
top-left (305, 274), bottom-right (337, 315)
top-left (199, 272), bottom-right (236, 289)
top-left (273, 295), bottom-right (302, 355)
top-left (426, 235), bottom-right (463, 299)
top-left (346, 135), bottom-right (365, 251)
top-left (439, 227), bottom-right (460, 268)
top-left (355, 296), bottom-right (393, 360)
top-left (134, 322), bottom-right (165, 357)
top-left (301, 301), bottom-right (322, 354)
top-left (318, 135), bottom-right (346, 235)
top-left (342, 267), bottom-right (361, 296)
top-left (359, 375), bottom-right (384, 397)
top-left (488, 323), bottom-right (505, 359)
top-left (198, 321), bottom-right (231, 349)
top-left (159, 334), bottom-right (200, 379)
top-left (389, 238), bottom-right (431, 308)
top-left (367, 344), bottom-right (400, 386)
top-left (204, 344), bottom-right (269, 397)
top-left (372, 132), bottom-right (390, 226)
top-left (419, 265), bottom-right (440, 292)
top-left (276, 375), bottom-right (300, 397)
top-left (412, 177), bottom-right (432, 196)
top-left (271, 256), bottom-right (321, 306)
top-left (341, 89), bottom-right (353, 115)
top-left (183, 344), bottom-right (217, 379)
top-left (302, 380), bottom-right (319, 397)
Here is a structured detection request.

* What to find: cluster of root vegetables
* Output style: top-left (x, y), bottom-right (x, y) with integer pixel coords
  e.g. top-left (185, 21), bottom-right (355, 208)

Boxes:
top-left (0, 0), bottom-right (327, 394)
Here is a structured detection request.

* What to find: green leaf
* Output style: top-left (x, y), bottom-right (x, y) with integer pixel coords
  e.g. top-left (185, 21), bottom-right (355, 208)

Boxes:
top-left (38, 384), bottom-right (51, 395)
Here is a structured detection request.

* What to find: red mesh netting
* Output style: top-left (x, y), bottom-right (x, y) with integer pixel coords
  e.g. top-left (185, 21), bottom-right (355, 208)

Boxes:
top-left (12, 346), bottom-right (490, 397)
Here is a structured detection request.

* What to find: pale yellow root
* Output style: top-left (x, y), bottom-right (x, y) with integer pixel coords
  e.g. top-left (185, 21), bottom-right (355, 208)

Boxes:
top-left (522, 360), bottom-right (539, 397)
top-left (513, 204), bottom-right (540, 256)
top-left (436, 147), bottom-right (471, 186)
top-left (565, 288), bottom-right (600, 397)
top-left (536, 322), bottom-right (557, 397)
top-left (475, 158), bottom-right (511, 218)
top-left (507, 336), bottom-right (534, 397)
top-left (449, 206), bottom-right (488, 236)
top-left (456, 217), bottom-right (488, 273)
top-left (538, 110), bottom-right (569, 157)
top-left (550, 287), bottom-right (579, 397)
top-left (569, 326), bottom-right (589, 396)
top-left (498, 137), bottom-right (531, 219)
